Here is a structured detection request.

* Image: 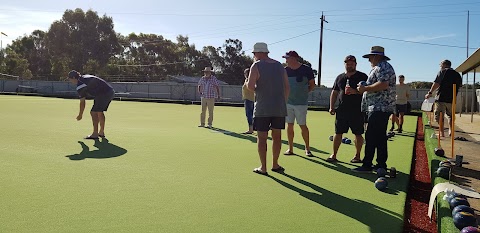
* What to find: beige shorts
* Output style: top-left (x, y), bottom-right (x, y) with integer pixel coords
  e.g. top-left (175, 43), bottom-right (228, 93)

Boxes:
top-left (434, 102), bottom-right (452, 123)
top-left (286, 104), bottom-right (308, 125)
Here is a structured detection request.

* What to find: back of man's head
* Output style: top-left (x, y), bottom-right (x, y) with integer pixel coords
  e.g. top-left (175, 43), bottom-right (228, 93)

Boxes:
top-left (441, 60), bottom-right (452, 68)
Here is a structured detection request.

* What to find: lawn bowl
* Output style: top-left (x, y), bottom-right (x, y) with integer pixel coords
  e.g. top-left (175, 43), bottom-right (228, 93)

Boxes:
top-left (453, 212), bottom-right (478, 230)
top-left (434, 147), bottom-right (445, 156)
top-left (461, 226), bottom-right (480, 233)
top-left (374, 177), bottom-right (388, 191)
top-left (450, 197), bottom-right (470, 210)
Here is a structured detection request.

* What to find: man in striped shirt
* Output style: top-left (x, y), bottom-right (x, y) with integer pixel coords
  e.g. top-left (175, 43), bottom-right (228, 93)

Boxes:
top-left (67, 70), bottom-right (115, 139)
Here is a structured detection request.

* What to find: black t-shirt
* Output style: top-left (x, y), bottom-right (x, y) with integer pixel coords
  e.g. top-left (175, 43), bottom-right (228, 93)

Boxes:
top-left (434, 68), bottom-right (462, 103)
top-left (332, 71), bottom-right (368, 113)
top-left (76, 75), bottom-right (114, 98)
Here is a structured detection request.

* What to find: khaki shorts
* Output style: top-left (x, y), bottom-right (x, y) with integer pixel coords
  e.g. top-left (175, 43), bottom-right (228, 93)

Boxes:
top-left (434, 102), bottom-right (452, 123)
top-left (286, 104), bottom-right (308, 125)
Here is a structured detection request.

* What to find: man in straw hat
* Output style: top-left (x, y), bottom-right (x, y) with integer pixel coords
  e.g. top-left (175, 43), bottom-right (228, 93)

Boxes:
top-left (247, 42), bottom-right (290, 175)
top-left (197, 66), bottom-right (221, 128)
top-left (353, 46), bottom-right (396, 173)
top-left (425, 59), bottom-right (462, 137)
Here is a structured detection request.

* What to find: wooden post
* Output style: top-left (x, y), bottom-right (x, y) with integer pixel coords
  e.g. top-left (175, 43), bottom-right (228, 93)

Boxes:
top-left (451, 84), bottom-right (457, 158)
top-left (438, 113), bottom-right (443, 148)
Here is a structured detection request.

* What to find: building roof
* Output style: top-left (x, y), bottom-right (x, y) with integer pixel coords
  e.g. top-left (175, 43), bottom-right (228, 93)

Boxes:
top-left (456, 48), bottom-right (480, 75)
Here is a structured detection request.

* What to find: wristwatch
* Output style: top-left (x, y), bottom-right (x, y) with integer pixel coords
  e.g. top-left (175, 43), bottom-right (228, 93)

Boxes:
top-left (428, 91), bottom-right (432, 95)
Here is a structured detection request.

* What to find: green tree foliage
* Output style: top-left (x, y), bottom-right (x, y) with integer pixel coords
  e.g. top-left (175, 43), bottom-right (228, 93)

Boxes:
top-left (408, 81), bottom-right (433, 89)
top-left (3, 49), bottom-right (33, 78)
top-left (45, 8), bottom-right (120, 79)
top-left (216, 39), bottom-right (254, 85)
top-left (9, 30), bottom-right (51, 79)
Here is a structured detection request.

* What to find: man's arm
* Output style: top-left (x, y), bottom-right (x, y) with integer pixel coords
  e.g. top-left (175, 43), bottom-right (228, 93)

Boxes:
top-left (215, 85), bottom-right (220, 98)
top-left (247, 64), bottom-right (259, 91)
top-left (283, 69), bottom-right (290, 101)
top-left (358, 81), bottom-right (389, 93)
top-left (425, 82), bottom-right (440, 99)
top-left (77, 98), bottom-right (86, 121)
top-left (329, 90), bottom-right (339, 115)
top-left (308, 79), bottom-right (315, 92)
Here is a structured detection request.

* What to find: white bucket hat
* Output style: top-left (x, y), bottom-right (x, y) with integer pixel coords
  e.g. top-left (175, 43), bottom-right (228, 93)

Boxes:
top-left (252, 42), bottom-right (269, 53)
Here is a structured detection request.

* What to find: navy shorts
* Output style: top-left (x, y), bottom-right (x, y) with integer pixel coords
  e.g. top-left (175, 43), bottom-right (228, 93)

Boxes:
top-left (91, 90), bottom-right (114, 112)
top-left (253, 117), bottom-right (285, 131)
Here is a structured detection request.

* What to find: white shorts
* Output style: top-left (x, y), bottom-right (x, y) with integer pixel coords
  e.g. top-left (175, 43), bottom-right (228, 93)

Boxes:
top-left (286, 104), bottom-right (308, 125)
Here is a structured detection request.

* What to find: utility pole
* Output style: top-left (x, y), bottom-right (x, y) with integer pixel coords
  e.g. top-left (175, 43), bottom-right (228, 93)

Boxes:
top-left (318, 13), bottom-right (328, 86)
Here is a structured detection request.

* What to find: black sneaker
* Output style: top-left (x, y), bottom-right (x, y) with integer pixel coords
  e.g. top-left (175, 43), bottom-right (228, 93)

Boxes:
top-left (398, 128), bottom-right (403, 133)
top-left (352, 166), bottom-right (373, 173)
top-left (389, 127), bottom-right (394, 132)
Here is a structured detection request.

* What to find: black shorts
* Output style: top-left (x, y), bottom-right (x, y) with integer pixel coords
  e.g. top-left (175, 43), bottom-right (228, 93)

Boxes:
top-left (395, 104), bottom-right (407, 115)
top-left (91, 90), bottom-right (114, 112)
top-left (335, 112), bottom-right (364, 135)
top-left (253, 117), bottom-right (285, 131)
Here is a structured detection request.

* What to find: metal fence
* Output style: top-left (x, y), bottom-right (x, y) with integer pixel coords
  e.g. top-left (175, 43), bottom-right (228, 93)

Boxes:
top-left (0, 79), bottom-right (477, 111)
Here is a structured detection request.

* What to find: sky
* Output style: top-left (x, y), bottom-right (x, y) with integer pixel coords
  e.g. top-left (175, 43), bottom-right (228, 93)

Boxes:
top-left (0, 0), bottom-right (479, 87)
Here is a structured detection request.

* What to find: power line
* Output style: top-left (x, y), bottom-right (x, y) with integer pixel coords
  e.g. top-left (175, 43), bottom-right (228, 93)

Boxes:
top-left (325, 28), bottom-right (475, 49)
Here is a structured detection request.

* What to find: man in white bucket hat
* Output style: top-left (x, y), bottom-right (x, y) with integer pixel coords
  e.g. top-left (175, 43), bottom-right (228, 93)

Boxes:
top-left (197, 66), bottom-right (220, 128)
top-left (247, 42), bottom-right (290, 175)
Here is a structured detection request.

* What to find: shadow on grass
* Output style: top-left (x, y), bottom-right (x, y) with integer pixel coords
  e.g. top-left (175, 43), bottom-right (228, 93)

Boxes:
top-left (208, 126), bottom-right (329, 154)
top-left (208, 127), bottom-right (257, 143)
top-left (292, 154), bottom-right (406, 195)
top-left (66, 138), bottom-right (127, 160)
top-left (269, 172), bottom-right (403, 232)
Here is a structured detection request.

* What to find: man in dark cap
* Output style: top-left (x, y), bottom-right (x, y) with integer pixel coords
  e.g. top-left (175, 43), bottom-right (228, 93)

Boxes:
top-left (328, 55), bottom-right (368, 163)
top-left (67, 70), bottom-right (115, 139)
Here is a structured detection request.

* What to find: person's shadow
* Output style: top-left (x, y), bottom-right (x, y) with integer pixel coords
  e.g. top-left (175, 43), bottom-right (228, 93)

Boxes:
top-left (270, 173), bottom-right (404, 232)
top-left (66, 138), bottom-right (127, 160)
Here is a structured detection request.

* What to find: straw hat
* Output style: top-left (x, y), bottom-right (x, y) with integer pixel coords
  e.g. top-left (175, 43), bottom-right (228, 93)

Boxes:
top-left (362, 46), bottom-right (390, 60)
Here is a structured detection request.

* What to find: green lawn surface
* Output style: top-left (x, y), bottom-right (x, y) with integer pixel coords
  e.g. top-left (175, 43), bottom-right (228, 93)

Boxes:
top-left (0, 95), bottom-right (417, 233)
top-left (423, 114), bottom-right (459, 233)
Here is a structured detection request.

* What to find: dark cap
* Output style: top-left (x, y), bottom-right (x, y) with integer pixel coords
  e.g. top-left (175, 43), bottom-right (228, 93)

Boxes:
top-left (344, 55), bottom-right (356, 63)
top-left (282, 51), bottom-right (300, 58)
top-left (68, 70), bottom-right (80, 79)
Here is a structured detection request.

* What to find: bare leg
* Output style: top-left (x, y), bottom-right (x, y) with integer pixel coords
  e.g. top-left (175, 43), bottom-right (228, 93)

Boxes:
top-left (271, 129), bottom-right (282, 169)
top-left (286, 123), bottom-right (294, 153)
top-left (353, 134), bottom-right (364, 160)
top-left (256, 131), bottom-right (268, 173)
top-left (398, 112), bottom-right (404, 129)
top-left (390, 114), bottom-right (396, 131)
top-left (329, 134), bottom-right (343, 159)
top-left (299, 125), bottom-right (310, 153)
top-left (98, 112), bottom-right (106, 135)
top-left (90, 111), bottom-right (99, 137)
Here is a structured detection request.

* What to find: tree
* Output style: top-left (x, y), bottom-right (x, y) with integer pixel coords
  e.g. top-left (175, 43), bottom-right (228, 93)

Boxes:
top-left (408, 81), bottom-right (433, 89)
top-left (3, 49), bottom-right (33, 79)
top-left (45, 8), bottom-right (121, 76)
top-left (216, 39), bottom-right (254, 84)
top-left (9, 30), bottom-right (51, 79)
